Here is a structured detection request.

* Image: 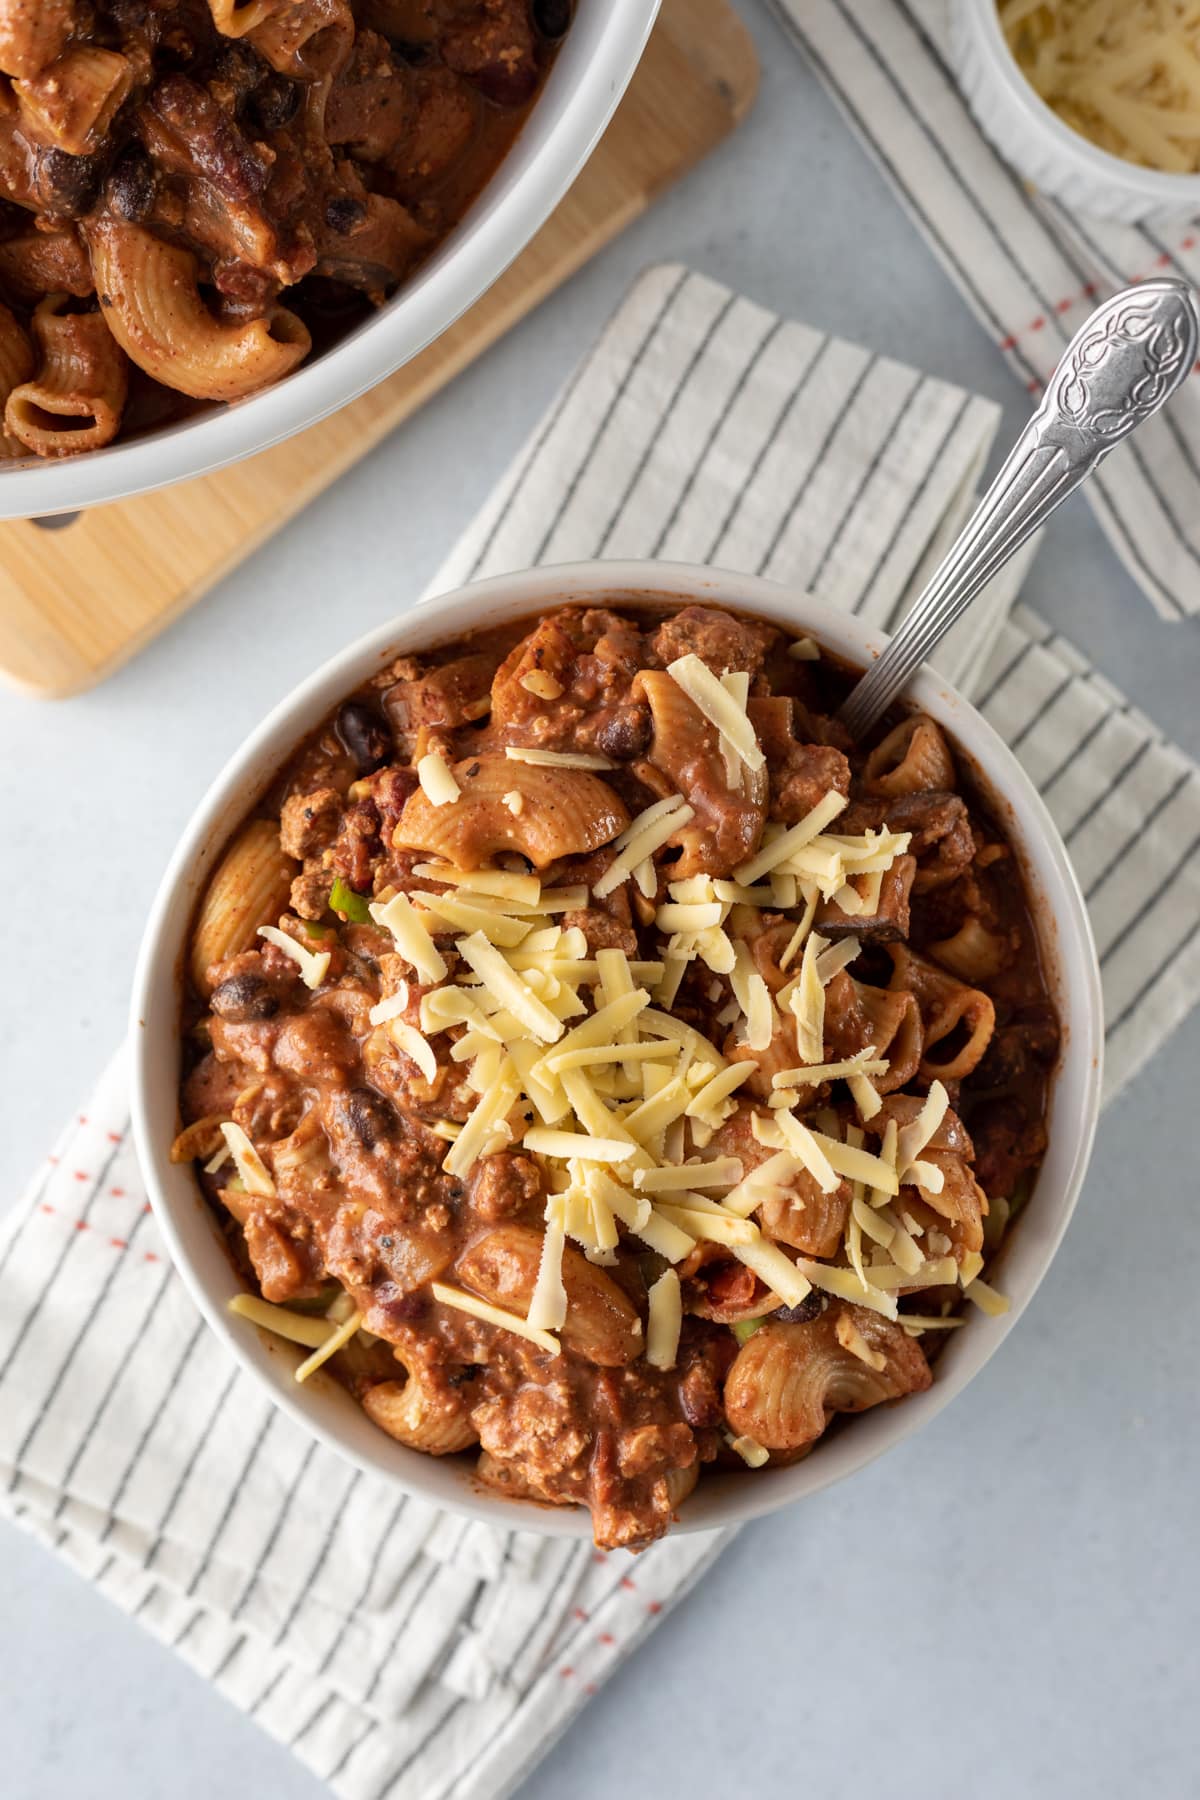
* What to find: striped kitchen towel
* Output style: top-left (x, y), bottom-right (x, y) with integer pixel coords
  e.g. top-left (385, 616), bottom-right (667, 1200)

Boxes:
top-left (776, 0), bottom-right (1200, 620)
top-left (4, 263), bottom-right (1200, 1800)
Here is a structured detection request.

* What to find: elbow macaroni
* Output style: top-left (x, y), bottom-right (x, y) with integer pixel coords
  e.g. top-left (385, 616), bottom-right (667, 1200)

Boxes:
top-left (5, 294), bottom-right (129, 457)
top-left (87, 220), bottom-right (312, 402)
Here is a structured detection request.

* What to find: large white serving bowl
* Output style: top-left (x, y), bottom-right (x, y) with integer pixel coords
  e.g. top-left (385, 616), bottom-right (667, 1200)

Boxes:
top-left (131, 561), bottom-right (1103, 1540)
top-left (0, 3), bottom-right (660, 522)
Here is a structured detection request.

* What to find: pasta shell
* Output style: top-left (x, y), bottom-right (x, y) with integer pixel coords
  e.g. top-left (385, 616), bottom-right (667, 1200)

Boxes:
top-left (888, 945), bottom-right (995, 1081)
top-left (823, 971), bottom-right (923, 1094)
top-left (190, 819), bottom-right (297, 996)
top-left (724, 1305), bottom-right (931, 1451)
top-left (905, 1149), bottom-right (987, 1256)
top-left (455, 1223), bottom-right (643, 1366)
top-left (392, 752), bottom-right (629, 870)
top-left (757, 1171), bottom-right (853, 1260)
top-left (864, 715), bottom-right (956, 797)
top-left (362, 1359), bottom-right (478, 1455)
top-left (929, 914), bottom-right (1012, 984)
top-left (634, 670), bottom-right (766, 876)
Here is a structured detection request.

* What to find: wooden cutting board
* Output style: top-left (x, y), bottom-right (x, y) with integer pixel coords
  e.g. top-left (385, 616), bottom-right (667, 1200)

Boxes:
top-left (0, 0), bottom-right (758, 699)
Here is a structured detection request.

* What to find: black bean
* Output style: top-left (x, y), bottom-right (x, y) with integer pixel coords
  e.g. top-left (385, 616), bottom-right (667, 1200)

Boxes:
top-left (592, 703), bottom-right (651, 762)
top-left (210, 972), bottom-right (279, 1022)
top-left (343, 1084), bottom-right (397, 1148)
top-left (251, 73), bottom-right (301, 131)
top-left (325, 195), bottom-right (367, 234)
top-left (533, 0), bottom-right (573, 38)
top-left (210, 40), bottom-right (263, 100)
top-left (35, 147), bottom-right (104, 218)
top-left (107, 145), bottom-right (156, 222)
top-left (335, 699), bottom-right (392, 774)
top-left (775, 1293), bottom-right (825, 1325)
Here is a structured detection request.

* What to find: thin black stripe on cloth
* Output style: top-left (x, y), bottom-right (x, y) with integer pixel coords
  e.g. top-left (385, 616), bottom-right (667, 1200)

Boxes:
top-left (775, 0), bottom-right (1199, 619)
top-left (433, 266), bottom-right (1007, 692)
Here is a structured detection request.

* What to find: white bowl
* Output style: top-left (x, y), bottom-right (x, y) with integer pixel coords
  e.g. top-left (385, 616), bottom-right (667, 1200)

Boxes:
top-left (0, 3), bottom-right (660, 522)
top-left (952, 0), bottom-right (1200, 223)
top-left (130, 561), bottom-right (1104, 1540)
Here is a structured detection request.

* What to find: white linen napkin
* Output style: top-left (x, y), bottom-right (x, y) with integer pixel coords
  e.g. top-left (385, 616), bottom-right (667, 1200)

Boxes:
top-left (4, 263), bottom-right (1200, 1800)
top-left (775, 0), bottom-right (1200, 620)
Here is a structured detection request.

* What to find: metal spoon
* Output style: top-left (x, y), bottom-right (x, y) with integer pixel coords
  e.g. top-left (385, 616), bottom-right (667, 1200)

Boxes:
top-left (837, 279), bottom-right (1200, 741)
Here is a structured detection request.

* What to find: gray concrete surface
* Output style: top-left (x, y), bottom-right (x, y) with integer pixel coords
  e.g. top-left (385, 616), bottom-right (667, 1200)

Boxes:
top-left (2, 3), bottom-right (1197, 1796)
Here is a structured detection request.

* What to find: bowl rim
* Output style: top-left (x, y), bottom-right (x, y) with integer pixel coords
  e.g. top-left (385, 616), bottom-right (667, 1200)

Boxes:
top-left (130, 559), bottom-right (1104, 1540)
top-left (0, 0), bottom-right (661, 522)
top-left (957, 0), bottom-right (1200, 203)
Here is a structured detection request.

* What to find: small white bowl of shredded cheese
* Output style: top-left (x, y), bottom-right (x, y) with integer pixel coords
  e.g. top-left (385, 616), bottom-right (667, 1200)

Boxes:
top-left (952, 0), bottom-right (1200, 221)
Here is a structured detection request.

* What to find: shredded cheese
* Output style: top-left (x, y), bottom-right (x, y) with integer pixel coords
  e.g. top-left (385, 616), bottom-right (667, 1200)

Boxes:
top-left (219, 1122), bottom-right (275, 1198)
top-left (505, 746), bottom-right (614, 770)
top-left (734, 789), bottom-right (848, 885)
top-left (457, 931), bottom-right (564, 1042)
top-left (729, 1433), bottom-right (771, 1468)
top-left (634, 1157), bottom-right (745, 1192)
top-left (417, 751), bottom-right (461, 806)
top-left (964, 1276), bottom-right (1010, 1317)
top-left (771, 1050), bottom-right (889, 1088)
top-left (646, 1268), bottom-right (682, 1369)
top-left (895, 1081), bottom-right (950, 1177)
top-left (835, 1310), bottom-right (887, 1372)
top-left (526, 1214), bottom-right (568, 1332)
top-left (294, 1308), bottom-right (363, 1383)
top-left (412, 864), bottom-right (541, 904)
top-left (524, 1127), bottom-right (637, 1163)
top-left (666, 653), bottom-right (765, 773)
top-left (257, 924), bottom-right (330, 991)
top-left (389, 1020), bottom-right (438, 1083)
top-left (733, 1234), bottom-right (813, 1311)
top-left (228, 1292), bottom-right (331, 1347)
top-left (593, 796), bottom-right (694, 899)
top-left (431, 1281), bottom-right (561, 1354)
top-left (368, 892), bottom-right (448, 984)
top-left (520, 669), bottom-right (563, 700)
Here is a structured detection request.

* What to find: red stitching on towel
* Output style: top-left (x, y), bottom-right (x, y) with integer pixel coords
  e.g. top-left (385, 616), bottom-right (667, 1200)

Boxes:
top-left (40, 1203), bottom-right (54, 1215)
top-left (598, 1633), bottom-right (615, 1646)
top-left (573, 1608), bottom-right (589, 1622)
top-left (591, 1552), bottom-right (607, 1565)
top-left (619, 1576), bottom-right (636, 1590)
top-left (47, 1154), bottom-right (58, 1165)
top-left (110, 1187), bottom-right (126, 1198)
top-left (559, 1666), bottom-right (574, 1679)
top-left (74, 1219), bottom-right (89, 1232)
top-left (583, 1684), bottom-right (597, 1696)
top-left (647, 1601), bottom-right (662, 1615)
top-left (107, 1132), bottom-right (122, 1144)
top-left (997, 257), bottom-right (1200, 357)
top-left (73, 1170), bottom-right (89, 1181)
top-left (78, 1115), bottom-right (88, 1125)
top-left (143, 1252), bottom-right (159, 1262)
top-left (110, 1237), bottom-right (127, 1250)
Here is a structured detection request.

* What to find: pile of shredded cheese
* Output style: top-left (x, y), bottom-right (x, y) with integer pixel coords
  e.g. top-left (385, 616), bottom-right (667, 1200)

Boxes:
top-left (1000, 0), bottom-right (1200, 172)
top-left (228, 658), bottom-right (1010, 1400)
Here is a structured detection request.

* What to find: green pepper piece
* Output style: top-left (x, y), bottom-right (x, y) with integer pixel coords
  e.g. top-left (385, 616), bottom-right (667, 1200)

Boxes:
top-left (731, 1316), bottom-right (767, 1346)
top-left (329, 877), bottom-right (371, 924)
top-left (300, 919), bottom-right (336, 941)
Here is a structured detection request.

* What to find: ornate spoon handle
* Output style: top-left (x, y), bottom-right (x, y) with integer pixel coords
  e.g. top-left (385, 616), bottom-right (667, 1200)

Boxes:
top-left (838, 279), bottom-right (1200, 741)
